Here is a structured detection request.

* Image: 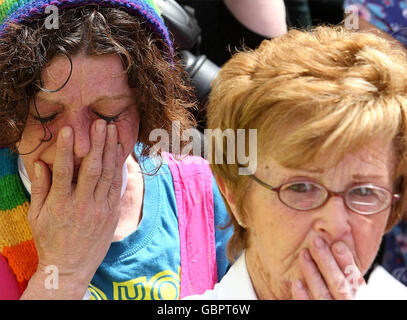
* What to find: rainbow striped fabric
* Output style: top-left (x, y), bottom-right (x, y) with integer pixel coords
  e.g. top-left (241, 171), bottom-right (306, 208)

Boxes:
top-left (0, 0), bottom-right (172, 53)
top-left (0, 148), bottom-right (37, 293)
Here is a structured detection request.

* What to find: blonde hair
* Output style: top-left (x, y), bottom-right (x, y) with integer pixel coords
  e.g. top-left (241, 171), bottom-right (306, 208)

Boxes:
top-left (208, 26), bottom-right (407, 261)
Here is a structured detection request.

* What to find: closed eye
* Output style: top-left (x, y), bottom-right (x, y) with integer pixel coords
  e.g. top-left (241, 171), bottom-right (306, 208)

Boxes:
top-left (92, 111), bottom-right (121, 123)
top-left (31, 111), bottom-right (122, 124)
top-left (31, 113), bottom-right (58, 124)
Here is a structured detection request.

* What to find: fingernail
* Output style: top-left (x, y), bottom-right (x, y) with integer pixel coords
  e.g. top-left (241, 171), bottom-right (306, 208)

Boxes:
top-left (34, 162), bottom-right (41, 179)
top-left (107, 124), bottom-right (116, 135)
top-left (313, 237), bottom-right (325, 249)
top-left (96, 120), bottom-right (106, 133)
top-left (333, 241), bottom-right (346, 255)
top-left (61, 127), bottom-right (72, 140)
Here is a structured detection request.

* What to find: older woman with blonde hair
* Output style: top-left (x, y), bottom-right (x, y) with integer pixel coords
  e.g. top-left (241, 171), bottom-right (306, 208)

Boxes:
top-left (194, 26), bottom-right (407, 299)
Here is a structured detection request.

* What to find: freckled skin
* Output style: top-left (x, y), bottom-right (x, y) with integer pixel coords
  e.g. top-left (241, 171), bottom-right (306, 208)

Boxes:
top-left (18, 53), bottom-right (145, 242)
top-left (241, 139), bottom-right (395, 299)
top-left (18, 53), bottom-right (140, 183)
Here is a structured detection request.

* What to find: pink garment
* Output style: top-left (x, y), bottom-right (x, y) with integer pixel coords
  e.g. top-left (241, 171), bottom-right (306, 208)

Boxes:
top-left (0, 254), bottom-right (21, 299)
top-left (163, 153), bottom-right (217, 299)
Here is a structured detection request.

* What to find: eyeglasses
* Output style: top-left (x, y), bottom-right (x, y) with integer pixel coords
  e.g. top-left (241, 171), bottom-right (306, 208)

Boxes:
top-left (249, 175), bottom-right (400, 215)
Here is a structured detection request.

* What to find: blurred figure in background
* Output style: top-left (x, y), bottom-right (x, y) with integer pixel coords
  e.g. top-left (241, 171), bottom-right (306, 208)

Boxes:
top-left (174, 0), bottom-right (288, 130)
top-left (177, 0), bottom-right (287, 66)
top-left (223, 0), bottom-right (287, 39)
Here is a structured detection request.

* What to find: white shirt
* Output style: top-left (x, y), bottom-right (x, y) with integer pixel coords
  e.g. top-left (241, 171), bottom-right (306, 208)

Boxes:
top-left (184, 251), bottom-right (257, 300)
top-left (185, 251), bottom-right (407, 300)
top-left (355, 265), bottom-right (407, 300)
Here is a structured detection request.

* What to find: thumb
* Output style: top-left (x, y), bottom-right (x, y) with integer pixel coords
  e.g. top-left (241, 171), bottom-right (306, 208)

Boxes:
top-left (28, 161), bottom-right (51, 220)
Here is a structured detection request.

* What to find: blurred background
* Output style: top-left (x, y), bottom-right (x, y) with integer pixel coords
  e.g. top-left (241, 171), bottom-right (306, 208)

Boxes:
top-left (158, 0), bottom-right (345, 129)
top-left (176, 0), bottom-right (345, 66)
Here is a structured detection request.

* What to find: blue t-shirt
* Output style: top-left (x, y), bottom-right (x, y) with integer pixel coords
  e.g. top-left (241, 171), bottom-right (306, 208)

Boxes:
top-left (88, 149), bottom-right (232, 300)
top-left (344, 0), bottom-right (407, 46)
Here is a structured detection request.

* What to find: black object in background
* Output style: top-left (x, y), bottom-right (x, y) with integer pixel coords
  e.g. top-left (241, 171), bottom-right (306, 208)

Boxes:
top-left (165, 0), bottom-right (270, 129)
top-left (285, 0), bottom-right (345, 29)
top-left (178, 0), bottom-right (345, 67)
top-left (177, 0), bottom-right (268, 67)
top-left (166, 0), bottom-right (345, 129)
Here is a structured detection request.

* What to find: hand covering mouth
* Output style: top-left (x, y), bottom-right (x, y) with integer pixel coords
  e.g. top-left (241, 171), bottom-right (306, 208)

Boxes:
top-left (18, 156), bottom-right (128, 197)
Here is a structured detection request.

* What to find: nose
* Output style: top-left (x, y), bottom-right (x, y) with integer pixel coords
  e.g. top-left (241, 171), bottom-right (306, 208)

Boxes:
top-left (68, 114), bottom-right (91, 159)
top-left (313, 196), bottom-right (352, 243)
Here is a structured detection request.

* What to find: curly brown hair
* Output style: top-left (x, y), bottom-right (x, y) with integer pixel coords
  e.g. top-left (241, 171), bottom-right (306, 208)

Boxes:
top-left (0, 5), bottom-right (196, 157)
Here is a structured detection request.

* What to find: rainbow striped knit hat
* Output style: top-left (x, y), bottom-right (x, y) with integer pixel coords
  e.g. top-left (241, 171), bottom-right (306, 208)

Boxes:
top-left (0, 0), bottom-right (172, 52)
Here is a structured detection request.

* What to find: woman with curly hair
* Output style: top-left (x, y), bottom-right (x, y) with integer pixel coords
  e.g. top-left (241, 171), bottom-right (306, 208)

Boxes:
top-left (0, 0), bottom-right (231, 299)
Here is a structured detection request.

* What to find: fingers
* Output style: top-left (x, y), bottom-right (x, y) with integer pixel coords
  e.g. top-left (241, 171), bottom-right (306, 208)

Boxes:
top-left (107, 143), bottom-right (124, 203)
top-left (298, 248), bottom-right (333, 300)
top-left (291, 279), bottom-right (311, 300)
top-left (28, 161), bottom-right (52, 220)
top-left (94, 124), bottom-right (119, 200)
top-left (308, 237), bottom-right (353, 300)
top-left (331, 241), bottom-right (366, 294)
top-left (297, 237), bottom-right (361, 300)
top-left (50, 119), bottom-right (122, 204)
top-left (49, 127), bottom-right (74, 199)
top-left (75, 119), bottom-right (106, 199)
top-left (75, 119), bottom-right (124, 204)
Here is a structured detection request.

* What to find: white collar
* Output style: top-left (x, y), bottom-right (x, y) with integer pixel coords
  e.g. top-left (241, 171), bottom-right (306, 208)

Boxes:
top-left (184, 250), bottom-right (258, 300)
top-left (17, 155), bottom-right (128, 198)
top-left (215, 251), bottom-right (258, 299)
top-left (355, 265), bottom-right (407, 300)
